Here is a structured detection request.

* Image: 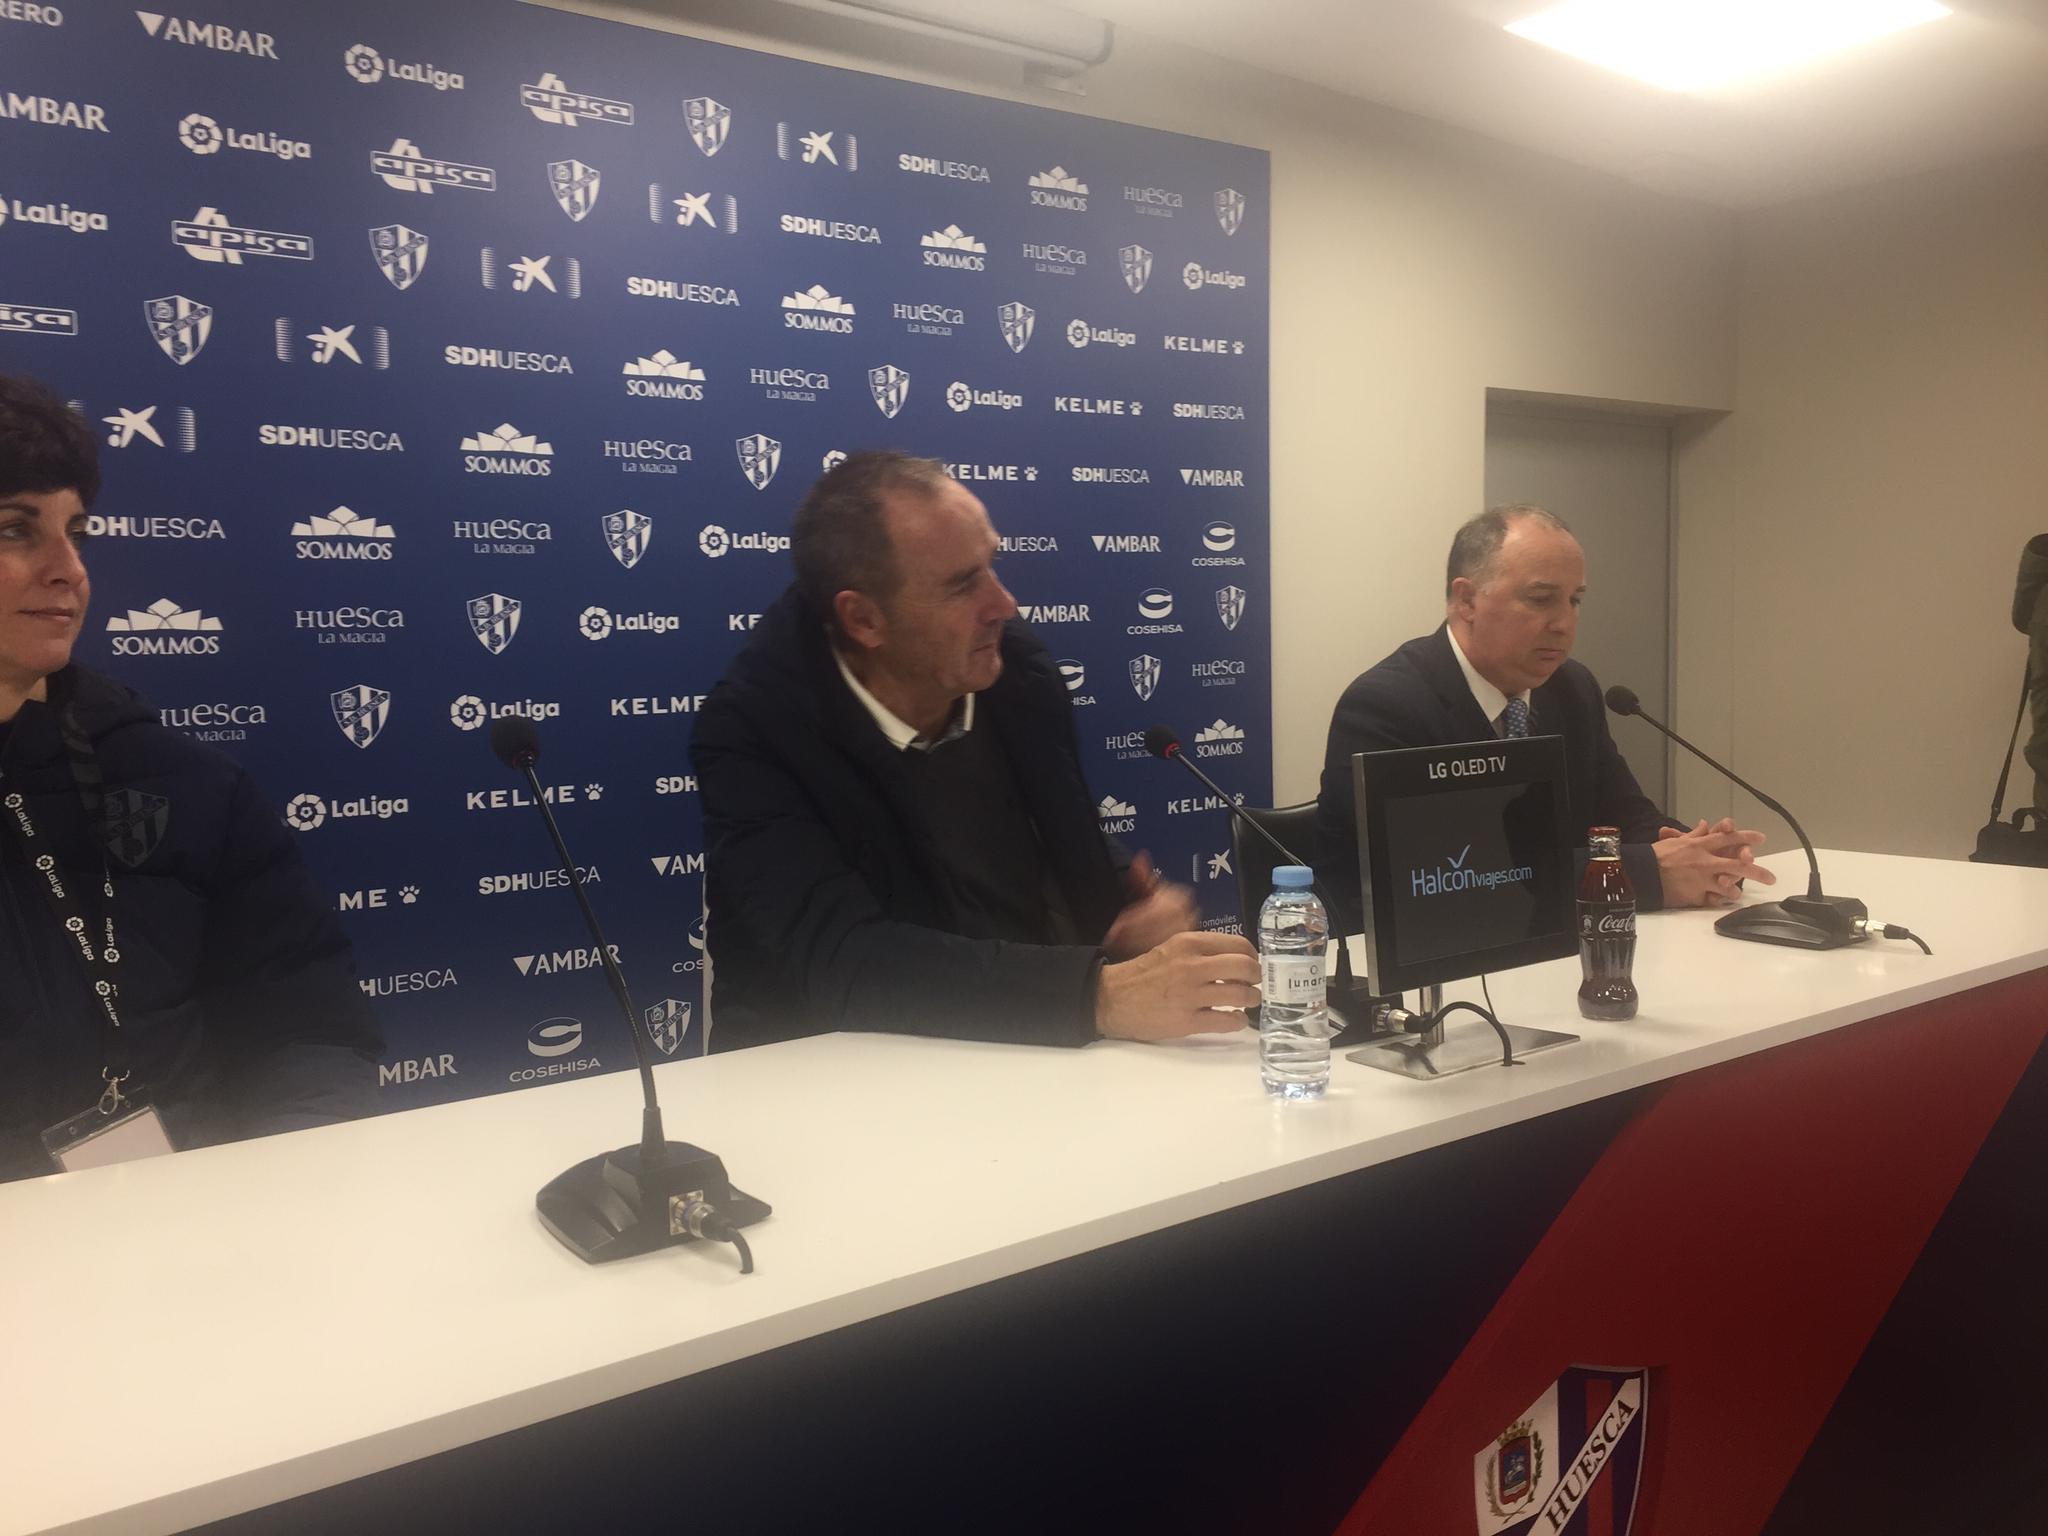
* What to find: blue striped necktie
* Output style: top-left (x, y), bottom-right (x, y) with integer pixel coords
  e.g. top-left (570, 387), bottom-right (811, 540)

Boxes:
top-left (1501, 697), bottom-right (1529, 739)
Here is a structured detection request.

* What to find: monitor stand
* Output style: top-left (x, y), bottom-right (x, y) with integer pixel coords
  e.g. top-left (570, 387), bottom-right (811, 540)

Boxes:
top-left (1346, 985), bottom-right (1578, 1080)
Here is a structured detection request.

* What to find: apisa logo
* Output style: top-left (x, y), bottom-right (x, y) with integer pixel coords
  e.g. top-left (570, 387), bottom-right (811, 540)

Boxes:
top-left (274, 320), bottom-right (389, 369)
top-left (0, 195), bottom-right (108, 236)
top-left (1027, 166), bottom-right (1088, 211)
top-left (372, 138), bottom-right (495, 194)
top-left (623, 351), bottom-right (706, 400)
top-left (521, 72), bottom-right (634, 127)
top-left (176, 111), bottom-right (308, 162)
top-left (481, 248), bottom-right (582, 298)
top-left (649, 185), bottom-right (738, 233)
top-left (172, 205), bottom-right (313, 265)
top-left (105, 598), bottom-right (222, 657)
top-left (776, 123), bottom-right (857, 169)
top-left (0, 303), bottom-right (78, 338)
top-left (343, 43), bottom-right (464, 92)
top-left (921, 225), bottom-right (986, 271)
top-left (783, 284), bottom-right (854, 333)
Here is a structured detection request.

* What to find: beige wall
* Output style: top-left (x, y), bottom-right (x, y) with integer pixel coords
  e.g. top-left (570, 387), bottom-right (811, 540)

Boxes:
top-left (544, 1), bottom-right (1739, 800)
top-left (1676, 149), bottom-right (2048, 860)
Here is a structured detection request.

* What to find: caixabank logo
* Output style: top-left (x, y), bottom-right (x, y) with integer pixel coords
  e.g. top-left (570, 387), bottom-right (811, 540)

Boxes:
top-left (276, 321), bottom-right (388, 369)
top-left (650, 186), bottom-right (738, 233)
top-left (96, 405), bottom-right (196, 454)
top-left (776, 123), bottom-right (856, 169)
top-left (484, 249), bottom-right (582, 298)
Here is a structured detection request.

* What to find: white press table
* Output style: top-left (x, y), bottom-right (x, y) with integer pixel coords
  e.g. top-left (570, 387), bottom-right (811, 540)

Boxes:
top-left (5, 850), bottom-right (2046, 1536)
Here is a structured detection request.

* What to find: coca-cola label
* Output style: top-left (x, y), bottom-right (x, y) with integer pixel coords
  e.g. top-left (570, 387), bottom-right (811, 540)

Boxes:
top-left (1580, 907), bottom-right (1636, 938)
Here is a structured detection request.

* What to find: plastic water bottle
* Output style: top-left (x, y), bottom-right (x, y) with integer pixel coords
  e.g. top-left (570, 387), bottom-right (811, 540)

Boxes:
top-left (1259, 866), bottom-right (1330, 1098)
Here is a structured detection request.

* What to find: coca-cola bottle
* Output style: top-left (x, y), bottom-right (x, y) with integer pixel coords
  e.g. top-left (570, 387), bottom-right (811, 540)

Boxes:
top-left (1577, 826), bottom-right (1638, 1021)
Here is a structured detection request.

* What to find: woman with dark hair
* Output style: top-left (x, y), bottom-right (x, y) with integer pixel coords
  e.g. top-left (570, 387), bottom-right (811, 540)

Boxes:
top-left (0, 373), bottom-right (381, 1180)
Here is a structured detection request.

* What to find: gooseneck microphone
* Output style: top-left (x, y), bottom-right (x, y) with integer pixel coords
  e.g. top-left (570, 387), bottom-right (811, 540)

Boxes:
top-left (490, 716), bottom-right (770, 1268)
top-left (1143, 724), bottom-right (1316, 874)
top-left (1602, 687), bottom-right (1928, 954)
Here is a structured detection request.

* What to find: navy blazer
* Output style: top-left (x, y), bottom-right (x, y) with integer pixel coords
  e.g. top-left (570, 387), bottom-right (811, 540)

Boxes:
top-left (690, 586), bottom-right (1129, 1051)
top-left (1313, 626), bottom-right (1681, 934)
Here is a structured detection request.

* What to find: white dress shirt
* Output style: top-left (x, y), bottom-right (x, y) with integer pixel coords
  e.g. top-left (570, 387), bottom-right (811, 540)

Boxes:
top-left (1445, 627), bottom-right (1531, 740)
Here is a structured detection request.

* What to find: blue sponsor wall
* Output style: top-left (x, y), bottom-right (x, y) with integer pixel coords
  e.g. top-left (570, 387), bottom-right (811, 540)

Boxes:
top-left (0, 0), bottom-right (1270, 1105)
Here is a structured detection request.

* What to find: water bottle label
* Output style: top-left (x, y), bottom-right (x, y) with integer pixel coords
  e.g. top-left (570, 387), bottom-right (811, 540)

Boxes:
top-left (1261, 953), bottom-right (1325, 1007)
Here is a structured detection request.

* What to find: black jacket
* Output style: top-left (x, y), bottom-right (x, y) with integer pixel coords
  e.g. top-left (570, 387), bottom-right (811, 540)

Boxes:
top-left (0, 666), bottom-right (382, 1182)
top-left (1314, 627), bottom-right (1682, 934)
top-left (689, 587), bottom-right (1128, 1050)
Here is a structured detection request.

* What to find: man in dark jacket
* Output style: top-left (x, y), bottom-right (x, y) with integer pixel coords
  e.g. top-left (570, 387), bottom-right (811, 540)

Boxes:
top-left (1314, 505), bottom-right (1774, 935)
top-left (0, 372), bottom-right (382, 1181)
top-left (690, 452), bottom-right (1258, 1050)
top-left (2013, 534), bottom-right (2048, 811)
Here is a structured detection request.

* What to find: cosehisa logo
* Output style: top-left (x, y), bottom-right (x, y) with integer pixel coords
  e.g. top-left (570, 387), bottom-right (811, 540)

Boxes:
top-left (515, 1018), bottom-right (597, 1084)
top-left (1193, 520), bottom-right (1247, 568)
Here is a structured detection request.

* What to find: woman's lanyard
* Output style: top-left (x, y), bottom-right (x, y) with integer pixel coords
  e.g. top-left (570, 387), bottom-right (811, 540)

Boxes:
top-left (0, 705), bottom-right (132, 1112)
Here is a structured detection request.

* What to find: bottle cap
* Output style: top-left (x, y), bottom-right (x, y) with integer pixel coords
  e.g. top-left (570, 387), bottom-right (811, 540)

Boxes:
top-left (1272, 865), bottom-right (1313, 889)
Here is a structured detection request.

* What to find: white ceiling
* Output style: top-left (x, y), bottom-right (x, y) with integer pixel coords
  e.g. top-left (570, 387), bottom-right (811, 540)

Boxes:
top-left (1087, 0), bottom-right (2048, 207)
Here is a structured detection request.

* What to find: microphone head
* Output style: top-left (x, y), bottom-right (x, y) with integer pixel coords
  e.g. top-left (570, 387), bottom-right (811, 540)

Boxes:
top-left (490, 714), bottom-right (541, 770)
top-left (1603, 685), bottom-right (1641, 718)
top-left (1142, 724), bottom-right (1181, 759)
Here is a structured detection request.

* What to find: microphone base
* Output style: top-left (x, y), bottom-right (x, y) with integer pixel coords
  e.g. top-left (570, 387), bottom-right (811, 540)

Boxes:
top-left (537, 1142), bottom-right (772, 1265)
top-left (1347, 1021), bottom-right (1578, 1080)
top-left (1714, 894), bottom-right (1869, 951)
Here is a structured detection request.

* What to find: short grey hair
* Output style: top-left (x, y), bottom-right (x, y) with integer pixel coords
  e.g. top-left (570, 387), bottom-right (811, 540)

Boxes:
top-left (1445, 504), bottom-right (1572, 599)
top-left (792, 450), bottom-right (952, 645)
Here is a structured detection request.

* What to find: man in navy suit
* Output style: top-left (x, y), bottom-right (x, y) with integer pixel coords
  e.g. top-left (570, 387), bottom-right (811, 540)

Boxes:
top-left (1314, 504), bottom-right (1773, 933)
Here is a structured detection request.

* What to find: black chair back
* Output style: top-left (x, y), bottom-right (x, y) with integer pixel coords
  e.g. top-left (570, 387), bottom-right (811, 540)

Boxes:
top-left (1230, 800), bottom-right (1320, 929)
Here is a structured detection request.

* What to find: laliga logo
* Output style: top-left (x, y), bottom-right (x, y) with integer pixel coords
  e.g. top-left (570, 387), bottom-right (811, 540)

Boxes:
top-left (285, 793), bottom-right (327, 830)
top-left (578, 607), bottom-right (614, 641)
top-left (699, 525), bottom-right (731, 558)
top-left (578, 607), bottom-right (678, 640)
top-left (344, 43), bottom-right (384, 82)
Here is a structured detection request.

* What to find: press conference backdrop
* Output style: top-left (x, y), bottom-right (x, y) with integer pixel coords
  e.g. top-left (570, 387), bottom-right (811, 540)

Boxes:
top-left (0, 0), bottom-right (1270, 1104)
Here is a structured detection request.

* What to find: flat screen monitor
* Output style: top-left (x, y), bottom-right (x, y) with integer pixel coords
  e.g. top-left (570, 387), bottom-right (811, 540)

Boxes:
top-left (1350, 735), bottom-right (1576, 995)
